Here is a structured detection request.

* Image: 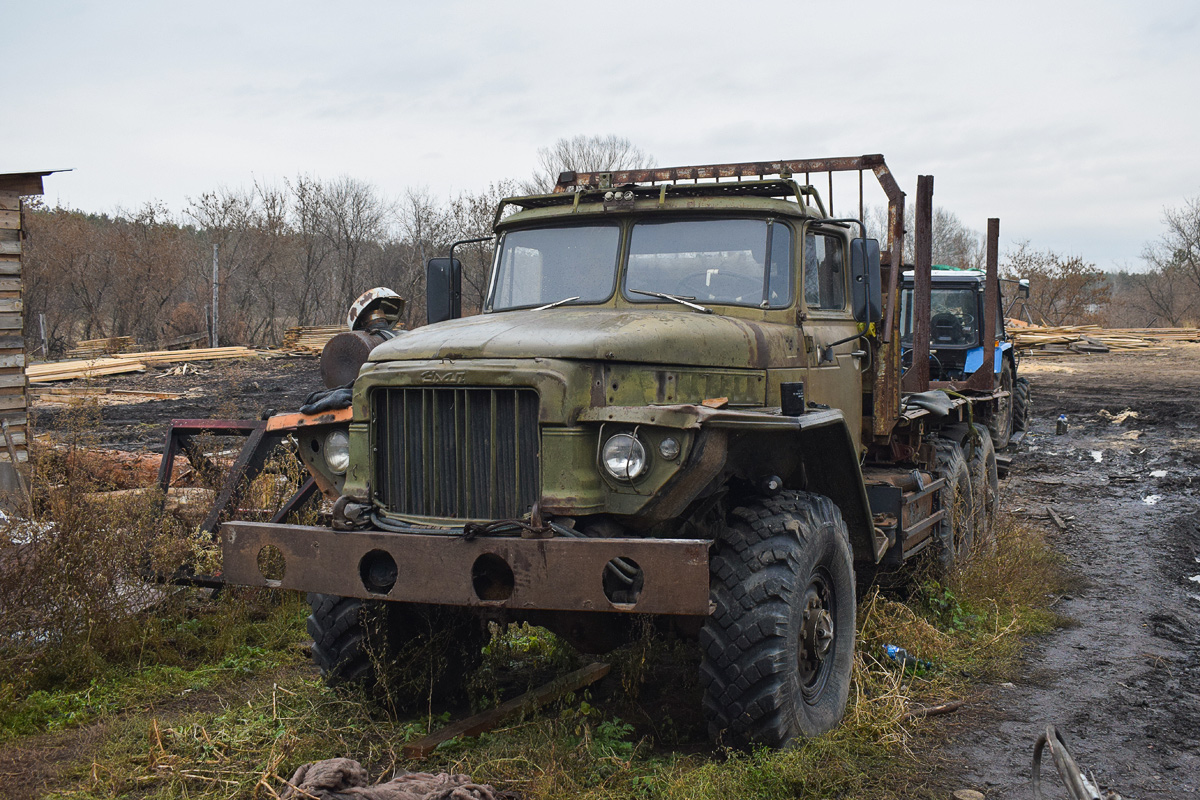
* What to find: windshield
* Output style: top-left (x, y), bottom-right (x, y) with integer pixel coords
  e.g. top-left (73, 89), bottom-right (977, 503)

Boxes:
top-left (901, 287), bottom-right (980, 347)
top-left (488, 225), bottom-right (620, 311)
top-left (625, 219), bottom-right (791, 308)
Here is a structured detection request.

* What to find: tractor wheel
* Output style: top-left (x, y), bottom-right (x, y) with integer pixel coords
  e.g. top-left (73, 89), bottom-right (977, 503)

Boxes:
top-left (700, 491), bottom-right (855, 747)
top-left (943, 423), bottom-right (998, 547)
top-left (987, 360), bottom-right (1014, 449)
top-left (1013, 376), bottom-right (1032, 433)
top-left (307, 594), bottom-right (486, 708)
top-left (933, 439), bottom-right (975, 572)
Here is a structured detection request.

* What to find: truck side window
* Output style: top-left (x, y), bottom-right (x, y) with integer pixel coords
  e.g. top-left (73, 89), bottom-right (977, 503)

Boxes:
top-left (803, 233), bottom-right (845, 310)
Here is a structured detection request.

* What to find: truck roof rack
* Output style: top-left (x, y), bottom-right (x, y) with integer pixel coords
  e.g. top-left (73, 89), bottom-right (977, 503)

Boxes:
top-left (506, 178), bottom-right (828, 215)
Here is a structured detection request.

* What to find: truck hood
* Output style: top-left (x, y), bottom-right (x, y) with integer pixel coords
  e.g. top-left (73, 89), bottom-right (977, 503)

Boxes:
top-left (369, 308), bottom-right (795, 369)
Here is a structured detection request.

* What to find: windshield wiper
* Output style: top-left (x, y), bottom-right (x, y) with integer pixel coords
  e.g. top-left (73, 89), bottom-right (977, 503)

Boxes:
top-left (532, 296), bottom-right (580, 311)
top-left (628, 289), bottom-right (712, 314)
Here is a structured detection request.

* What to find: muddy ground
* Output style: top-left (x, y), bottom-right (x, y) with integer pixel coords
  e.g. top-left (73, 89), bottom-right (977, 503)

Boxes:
top-left (31, 355), bottom-right (325, 451)
top-left (941, 345), bottom-right (1200, 799)
top-left (28, 345), bottom-right (1200, 798)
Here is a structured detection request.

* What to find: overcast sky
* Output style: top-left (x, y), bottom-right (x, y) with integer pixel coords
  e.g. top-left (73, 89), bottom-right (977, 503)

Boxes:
top-left (6, 0), bottom-right (1198, 271)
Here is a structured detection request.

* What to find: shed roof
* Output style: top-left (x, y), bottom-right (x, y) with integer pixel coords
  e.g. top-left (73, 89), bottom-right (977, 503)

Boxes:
top-left (0, 170), bottom-right (71, 195)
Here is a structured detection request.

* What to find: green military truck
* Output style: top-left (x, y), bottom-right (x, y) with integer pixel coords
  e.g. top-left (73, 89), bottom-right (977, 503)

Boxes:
top-left (221, 155), bottom-right (1019, 747)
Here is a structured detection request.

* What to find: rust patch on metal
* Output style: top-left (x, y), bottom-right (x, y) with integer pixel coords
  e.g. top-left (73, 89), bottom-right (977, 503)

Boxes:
top-left (222, 522), bottom-right (712, 616)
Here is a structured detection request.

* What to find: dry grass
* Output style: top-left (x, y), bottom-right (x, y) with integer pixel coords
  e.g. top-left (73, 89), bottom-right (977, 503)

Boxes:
top-left (2, 481), bottom-right (1064, 799)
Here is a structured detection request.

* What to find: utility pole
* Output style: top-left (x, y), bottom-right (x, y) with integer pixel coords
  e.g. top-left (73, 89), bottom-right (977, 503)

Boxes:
top-left (211, 244), bottom-right (219, 348)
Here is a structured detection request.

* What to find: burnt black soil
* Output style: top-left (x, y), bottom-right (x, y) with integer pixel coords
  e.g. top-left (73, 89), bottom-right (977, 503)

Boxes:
top-left (939, 345), bottom-right (1200, 799)
top-left (31, 355), bottom-right (324, 451)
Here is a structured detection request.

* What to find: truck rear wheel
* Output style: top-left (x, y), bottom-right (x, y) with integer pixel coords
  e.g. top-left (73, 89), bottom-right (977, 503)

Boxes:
top-left (1013, 376), bottom-right (1032, 433)
top-left (933, 439), bottom-right (975, 572)
top-left (700, 491), bottom-right (855, 747)
top-left (942, 423), bottom-right (998, 547)
top-left (986, 361), bottom-right (1014, 449)
top-left (306, 594), bottom-right (485, 708)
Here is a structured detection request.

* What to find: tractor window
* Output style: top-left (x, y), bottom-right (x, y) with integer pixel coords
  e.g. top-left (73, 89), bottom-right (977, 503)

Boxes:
top-left (624, 218), bottom-right (792, 308)
top-left (803, 233), bottom-right (845, 310)
top-left (488, 224), bottom-right (620, 311)
top-left (900, 287), bottom-right (980, 347)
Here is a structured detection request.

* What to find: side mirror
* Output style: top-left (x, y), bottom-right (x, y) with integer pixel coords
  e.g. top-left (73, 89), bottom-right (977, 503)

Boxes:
top-left (849, 238), bottom-right (882, 324)
top-left (426, 258), bottom-right (462, 324)
top-left (1018, 278), bottom-right (1030, 298)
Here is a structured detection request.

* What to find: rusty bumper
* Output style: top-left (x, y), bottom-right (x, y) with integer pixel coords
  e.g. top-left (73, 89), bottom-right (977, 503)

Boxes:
top-left (222, 521), bottom-right (713, 616)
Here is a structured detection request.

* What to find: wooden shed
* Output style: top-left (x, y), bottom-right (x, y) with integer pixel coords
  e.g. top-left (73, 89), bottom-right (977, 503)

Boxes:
top-left (0, 170), bottom-right (62, 498)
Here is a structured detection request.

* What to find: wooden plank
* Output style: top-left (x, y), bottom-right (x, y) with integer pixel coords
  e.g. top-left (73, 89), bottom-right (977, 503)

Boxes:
top-left (0, 414), bottom-right (28, 427)
top-left (0, 210), bottom-right (18, 230)
top-left (0, 335), bottom-right (23, 348)
top-left (0, 354), bottom-right (25, 369)
top-left (0, 260), bottom-right (20, 276)
top-left (0, 375), bottom-right (24, 388)
top-left (0, 192), bottom-right (19, 211)
top-left (0, 175), bottom-right (43, 195)
top-left (0, 450), bottom-right (29, 464)
top-left (0, 239), bottom-right (18, 256)
top-left (0, 291), bottom-right (21, 300)
top-left (402, 663), bottom-right (612, 759)
top-left (0, 314), bottom-right (20, 330)
top-left (0, 299), bottom-right (22, 313)
top-left (0, 396), bottom-right (26, 411)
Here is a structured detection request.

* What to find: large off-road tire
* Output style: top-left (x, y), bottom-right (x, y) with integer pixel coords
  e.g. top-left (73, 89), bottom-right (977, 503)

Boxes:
top-left (700, 491), bottom-right (856, 747)
top-left (986, 360), bottom-right (1014, 449)
top-left (933, 439), bottom-right (975, 572)
top-left (1013, 375), bottom-right (1032, 433)
top-left (943, 423), bottom-right (998, 547)
top-left (307, 594), bottom-right (486, 708)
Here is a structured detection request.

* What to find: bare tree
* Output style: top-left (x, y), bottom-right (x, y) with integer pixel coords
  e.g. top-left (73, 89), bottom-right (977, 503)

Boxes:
top-left (1003, 242), bottom-right (1110, 325)
top-left (520, 135), bottom-right (655, 195)
top-left (863, 205), bottom-right (982, 269)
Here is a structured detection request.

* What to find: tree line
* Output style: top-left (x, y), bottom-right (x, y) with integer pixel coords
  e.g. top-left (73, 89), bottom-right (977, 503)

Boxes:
top-left (20, 137), bottom-right (1199, 354)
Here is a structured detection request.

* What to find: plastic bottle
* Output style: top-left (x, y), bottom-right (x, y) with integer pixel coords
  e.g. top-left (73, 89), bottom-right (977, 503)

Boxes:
top-left (883, 644), bottom-right (935, 672)
top-left (1056, 414), bottom-right (1068, 435)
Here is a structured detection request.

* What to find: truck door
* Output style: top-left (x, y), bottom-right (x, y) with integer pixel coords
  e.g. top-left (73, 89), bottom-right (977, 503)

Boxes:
top-left (799, 228), bottom-right (863, 443)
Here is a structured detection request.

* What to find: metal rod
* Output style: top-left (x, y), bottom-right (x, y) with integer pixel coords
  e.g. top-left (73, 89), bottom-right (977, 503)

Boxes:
top-left (906, 175), bottom-right (934, 393)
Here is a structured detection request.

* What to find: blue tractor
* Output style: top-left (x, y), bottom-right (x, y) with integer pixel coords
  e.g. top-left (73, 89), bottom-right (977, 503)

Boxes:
top-left (900, 267), bottom-right (1032, 448)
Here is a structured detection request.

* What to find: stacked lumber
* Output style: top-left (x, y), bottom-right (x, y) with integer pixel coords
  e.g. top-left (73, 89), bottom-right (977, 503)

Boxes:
top-left (281, 325), bottom-right (343, 353)
top-left (108, 346), bottom-right (265, 366)
top-left (1010, 325), bottom-right (1200, 356)
top-left (28, 358), bottom-right (148, 383)
top-left (28, 347), bottom-right (267, 382)
top-left (65, 336), bottom-right (135, 358)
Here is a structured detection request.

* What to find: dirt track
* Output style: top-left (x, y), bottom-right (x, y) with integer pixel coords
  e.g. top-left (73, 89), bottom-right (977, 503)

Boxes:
top-left (942, 345), bottom-right (1200, 798)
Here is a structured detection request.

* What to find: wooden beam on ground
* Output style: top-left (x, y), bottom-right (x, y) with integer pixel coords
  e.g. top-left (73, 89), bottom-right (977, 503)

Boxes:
top-left (401, 662), bottom-right (612, 759)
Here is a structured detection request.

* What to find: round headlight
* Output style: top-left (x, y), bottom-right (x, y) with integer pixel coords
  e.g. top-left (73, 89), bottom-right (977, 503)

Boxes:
top-left (601, 433), bottom-right (647, 480)
top-left (659, 437), bottom-right (680, 460)
top-left (324, 429), bottom-right (350, 474)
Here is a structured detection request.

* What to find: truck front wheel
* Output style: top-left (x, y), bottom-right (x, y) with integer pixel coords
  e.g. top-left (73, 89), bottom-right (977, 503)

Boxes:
top-left (700, 491), bottom-right (855, 747)
top-left (306, 594), bottom-right (485, 708)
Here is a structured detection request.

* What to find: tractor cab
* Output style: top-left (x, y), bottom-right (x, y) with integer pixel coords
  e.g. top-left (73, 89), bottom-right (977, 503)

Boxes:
top-left (900, 268), bottom-right (1007, 382)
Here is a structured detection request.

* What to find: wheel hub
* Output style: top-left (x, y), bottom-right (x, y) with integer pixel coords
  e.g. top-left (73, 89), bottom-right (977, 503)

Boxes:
top-left (799, 587), bottom-right (835, 678)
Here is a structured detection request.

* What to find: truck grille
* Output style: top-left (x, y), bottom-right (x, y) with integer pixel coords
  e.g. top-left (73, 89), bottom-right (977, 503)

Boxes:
top-left (373, 387), bottom-right (540, 519)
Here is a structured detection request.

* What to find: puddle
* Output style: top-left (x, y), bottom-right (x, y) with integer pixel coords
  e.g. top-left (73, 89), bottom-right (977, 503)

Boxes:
top-left (1090, 450), bottom-right (1103, 463)
top-left (1143, 495), bottom-right (1163, 505)
top-left (1151, 469), bottom-right (1168, 478)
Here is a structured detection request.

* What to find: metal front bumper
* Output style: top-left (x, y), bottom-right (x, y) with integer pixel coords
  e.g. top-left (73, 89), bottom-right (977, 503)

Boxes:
top-left (221, 521), bottom-right (713, 616)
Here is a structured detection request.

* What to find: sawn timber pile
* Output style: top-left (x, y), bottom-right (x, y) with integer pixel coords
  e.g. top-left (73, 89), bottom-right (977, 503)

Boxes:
top-left (281, 325), bottom-right (343, 353)
top-left (1010, 325), bottom-right (1200, 356)
top-left (28, 347), bottom-right (268, 382)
